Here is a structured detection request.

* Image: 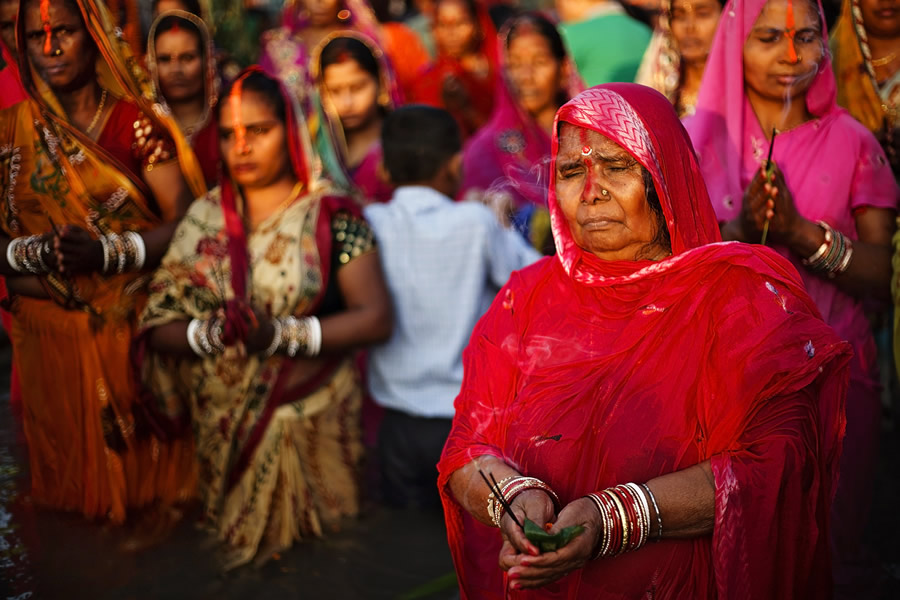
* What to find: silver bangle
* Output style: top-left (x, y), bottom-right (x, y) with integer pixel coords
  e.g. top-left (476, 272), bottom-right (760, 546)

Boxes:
top-left (263, 318), bottom-right (283, 357)
top-left (641, 482), bottom-right (662, 542)
top-left (99, 235), bottom-right (110, 274)
top-left (6, 237), bottom-right (22, 273)
top-left (186, 318), bottom-right (205, 357)
top-left (124, 231), bottom-right (146, 271)
top-left (196, 318), bottom-right (215, 355)
top-left (304, 316), bottom-right (322, 357)
top-left (285, 316), bottom-right (301, 357)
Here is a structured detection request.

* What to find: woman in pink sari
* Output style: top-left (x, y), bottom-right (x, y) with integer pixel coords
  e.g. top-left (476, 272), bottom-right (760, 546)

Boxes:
top-left (314, 32), bottom-right (401, 203)
top-left (439, 83), bottom-right (850, 598)
top-left (460, 13), bottom-right (582, 251)
top-left (685, 0), bottom-right (898, 595)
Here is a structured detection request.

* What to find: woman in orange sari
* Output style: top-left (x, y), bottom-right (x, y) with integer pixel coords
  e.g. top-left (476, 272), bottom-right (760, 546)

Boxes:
top-left (0, 0), bottom-right (205, 523)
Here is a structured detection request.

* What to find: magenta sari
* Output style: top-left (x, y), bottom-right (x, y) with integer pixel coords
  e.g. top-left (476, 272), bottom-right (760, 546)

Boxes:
top-left (684, 0), bottom-right (899, 592)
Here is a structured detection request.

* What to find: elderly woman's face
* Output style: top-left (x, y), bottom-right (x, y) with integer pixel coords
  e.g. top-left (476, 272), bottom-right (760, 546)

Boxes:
top-left (24, 0), bottom-right (96, 92)
top-left (555, 123), bottom-right (663, 261)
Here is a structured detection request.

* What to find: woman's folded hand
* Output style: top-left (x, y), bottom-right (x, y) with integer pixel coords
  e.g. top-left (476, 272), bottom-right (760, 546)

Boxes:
top-left (501, 496), bottom-right (602, 590)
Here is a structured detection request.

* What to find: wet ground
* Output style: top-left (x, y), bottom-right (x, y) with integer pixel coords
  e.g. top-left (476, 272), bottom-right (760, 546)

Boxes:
top-left (0, 339), bottom-right (898, 599)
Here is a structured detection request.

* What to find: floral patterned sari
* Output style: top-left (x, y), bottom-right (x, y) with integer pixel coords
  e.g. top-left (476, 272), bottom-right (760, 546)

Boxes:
top-left (138, 66), bottom-right (375, 568)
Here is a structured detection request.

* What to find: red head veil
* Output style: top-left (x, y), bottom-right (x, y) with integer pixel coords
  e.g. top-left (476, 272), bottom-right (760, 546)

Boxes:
top-left (219, 66), bottom-right (314, 343)
top-left (549, 84), bottom-right (721, 285)
top-left (438, 83), bottom-right (849, 599)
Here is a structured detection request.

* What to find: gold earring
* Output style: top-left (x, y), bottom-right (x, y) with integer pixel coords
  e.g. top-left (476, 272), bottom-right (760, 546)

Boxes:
top-left (377, 89), bottom-right (390, 108)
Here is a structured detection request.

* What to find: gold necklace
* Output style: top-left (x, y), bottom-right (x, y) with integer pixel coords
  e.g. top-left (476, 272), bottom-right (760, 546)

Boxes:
top-left (84, 88), bottom-right (108, 135)
top-left (872, 51), bottom-right (898, 68)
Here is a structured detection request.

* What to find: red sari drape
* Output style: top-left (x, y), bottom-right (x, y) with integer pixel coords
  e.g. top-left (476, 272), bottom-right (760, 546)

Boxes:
top-left (437, 84), bottom-right (851, 599)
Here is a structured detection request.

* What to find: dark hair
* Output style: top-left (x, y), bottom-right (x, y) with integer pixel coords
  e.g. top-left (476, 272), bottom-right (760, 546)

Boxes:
top-left (152, 0), bottom-right (203, 17)
top-left (382, 105), bottom-right (461, 184)
top-left (319, 36), bottom-right (381, 82)
top-left (153, 14), bottom-right (203, 53)
top-left (506, 13), bottom-right (566, 62)
top-left (641, 168), bottom-right (672, 258)
top-left (218, 71), bottom-right (286, 124)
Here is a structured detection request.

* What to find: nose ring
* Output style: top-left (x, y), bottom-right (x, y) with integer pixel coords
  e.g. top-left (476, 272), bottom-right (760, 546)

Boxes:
top-left (52, 48), bottom-right (62, 56)
top-left (601, 189), bottom-right (609, 196)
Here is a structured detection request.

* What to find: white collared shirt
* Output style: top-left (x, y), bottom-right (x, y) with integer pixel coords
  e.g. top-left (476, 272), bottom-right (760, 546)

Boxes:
top-left (364, 186), bottom-right (541, 418)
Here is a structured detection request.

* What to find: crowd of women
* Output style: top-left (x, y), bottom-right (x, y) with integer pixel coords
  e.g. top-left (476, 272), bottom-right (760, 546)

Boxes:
top-left (0, 0), bottom-right (898, 596)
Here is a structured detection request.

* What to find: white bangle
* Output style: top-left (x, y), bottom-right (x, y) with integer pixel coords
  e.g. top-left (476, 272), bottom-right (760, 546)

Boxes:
top-left (305, 316), bottom-right (322, 357)
top-left (125, 231), bottom-right (146, 270)
top-left (263, 318), bottom-right (283, 357)
top-left (186, 318), bottom-right (205, 357)
top-left (115, 234), bottom-right (126, 274)
top-left (6, 238), bottom-right (23, 273)
top-left (98, 235), bottom-right (110, 274)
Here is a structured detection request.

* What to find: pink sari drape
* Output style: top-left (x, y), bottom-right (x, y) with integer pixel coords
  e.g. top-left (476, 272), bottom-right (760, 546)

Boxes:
top-left (438, 84), bottom-right (851, 599)
top-left (684, 1), bottom-right (898, 590)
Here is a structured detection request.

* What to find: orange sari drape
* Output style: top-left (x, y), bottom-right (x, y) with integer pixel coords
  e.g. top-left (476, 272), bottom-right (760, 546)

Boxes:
top-left (0, 0), bottom-right (205, 523)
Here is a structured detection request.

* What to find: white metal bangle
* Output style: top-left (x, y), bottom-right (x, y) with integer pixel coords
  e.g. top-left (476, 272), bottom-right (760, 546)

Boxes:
top-left (305, 316), bottom-right (322, 357)
top-left (98, 235), bottom-right (110, 274)
top-left (263, 318), bottom-right (283, 357)
top-left (124, 231), bottom-right (146, 271)
top-left (186, 318), bottom-right (205, 357)
top-left (6, 238), bottom-right (22, 273)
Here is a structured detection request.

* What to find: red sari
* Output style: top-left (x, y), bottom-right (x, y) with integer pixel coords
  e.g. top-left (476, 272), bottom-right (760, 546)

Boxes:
top-left (438, 84), bottom-right (851, 599)
top-left (411, 5), bottom-right (499, 139)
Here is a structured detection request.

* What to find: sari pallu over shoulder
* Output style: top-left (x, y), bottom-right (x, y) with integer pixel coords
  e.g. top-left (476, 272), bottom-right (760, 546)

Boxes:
top-left (0, 0), bottom-right (205, 523)
top-left (438, 84), bottom-right (850, 599)
top-left (137, 64), bottom-right (364, 506)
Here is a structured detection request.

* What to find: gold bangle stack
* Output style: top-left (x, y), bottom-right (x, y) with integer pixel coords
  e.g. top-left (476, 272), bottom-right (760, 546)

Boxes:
top-left (487, 476), bottom-right (561, 528)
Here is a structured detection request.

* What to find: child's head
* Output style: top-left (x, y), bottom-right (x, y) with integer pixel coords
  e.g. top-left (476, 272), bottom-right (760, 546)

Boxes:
top-left (382, 105), bottom-right (462, 196)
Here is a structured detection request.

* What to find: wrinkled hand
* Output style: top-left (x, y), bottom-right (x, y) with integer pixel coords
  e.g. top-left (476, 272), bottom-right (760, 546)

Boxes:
top-left (500, 496), bottom-right (602, 590)
top-left (740, 163), bottom-right (801, 245)
top-left (441, 74), bottom-right (470, 113)
top-left (55, 226), bottom-right (102, 274)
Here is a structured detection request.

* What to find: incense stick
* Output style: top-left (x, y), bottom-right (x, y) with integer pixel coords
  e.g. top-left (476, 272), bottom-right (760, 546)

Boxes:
top-left (478, 469), bottom-right (523, 528)
top-left (760, 129), bottom-right (777, 246)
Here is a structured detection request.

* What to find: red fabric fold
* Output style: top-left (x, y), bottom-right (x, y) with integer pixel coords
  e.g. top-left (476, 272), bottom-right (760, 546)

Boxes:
top-left (438, 84), bottom-right (850, 598)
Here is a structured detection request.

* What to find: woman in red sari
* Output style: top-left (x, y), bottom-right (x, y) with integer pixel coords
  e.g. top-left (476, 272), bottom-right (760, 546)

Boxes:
top-left (146, 10), bottom-right (219, 189)
top-left (438, 83), bottom-right (851, 598)
top-left (412, 0), bottom-right (498, 139)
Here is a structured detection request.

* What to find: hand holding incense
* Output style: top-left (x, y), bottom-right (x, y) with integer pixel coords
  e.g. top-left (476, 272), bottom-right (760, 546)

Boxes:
top-left (478, 470), bottom-right (584, 553)
top-left (760, 129), bottom-right (777, 246)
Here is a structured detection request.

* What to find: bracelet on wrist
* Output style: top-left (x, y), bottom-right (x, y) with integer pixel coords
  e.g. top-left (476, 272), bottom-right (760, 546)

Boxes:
top-left (585, 482), bottom-right (657, 559)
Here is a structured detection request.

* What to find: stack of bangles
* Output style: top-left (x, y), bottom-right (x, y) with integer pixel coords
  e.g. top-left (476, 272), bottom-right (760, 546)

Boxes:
top-left (584, 483), bottom-right (663, 559)
top-left (801, 220), bottom-right (853, 279)
top-left (486, 476), bottom-right (561, 528)
top-left (98, 231), bottom-right (146, 274)
top-left (186, 314), bottom-right (323, 359)
top-left (6, 235), bottom-right (52, 274)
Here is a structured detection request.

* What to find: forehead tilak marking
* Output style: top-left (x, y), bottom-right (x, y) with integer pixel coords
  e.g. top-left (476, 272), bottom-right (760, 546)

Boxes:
top-left (229, 75), bottom-right (248, 151)
top-left (40, 0), bottom-right (52, 54)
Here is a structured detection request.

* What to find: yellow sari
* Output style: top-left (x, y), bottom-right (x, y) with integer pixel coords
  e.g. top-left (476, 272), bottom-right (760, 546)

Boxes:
top-left (0, 0), bottom-right (205, 523)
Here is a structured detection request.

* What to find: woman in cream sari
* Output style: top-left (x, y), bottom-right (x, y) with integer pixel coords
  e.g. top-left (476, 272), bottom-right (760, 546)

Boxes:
top-left (139, 67), bottom-right (392, 568)
top-left (0, 0), bottom-right (204, 523)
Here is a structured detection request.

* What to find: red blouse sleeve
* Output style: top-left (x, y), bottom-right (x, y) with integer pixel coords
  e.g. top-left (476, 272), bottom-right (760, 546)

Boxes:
top-left (97, 99), bottom-right (176, 181)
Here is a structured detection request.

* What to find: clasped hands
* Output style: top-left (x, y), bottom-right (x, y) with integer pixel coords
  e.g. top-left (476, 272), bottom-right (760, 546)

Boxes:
top-left (28, 225), bottom-right (104, 275)
top-left (498, 489), bottom-right (602, 591)
top-left (738, 162), bottom-right (802, 245)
